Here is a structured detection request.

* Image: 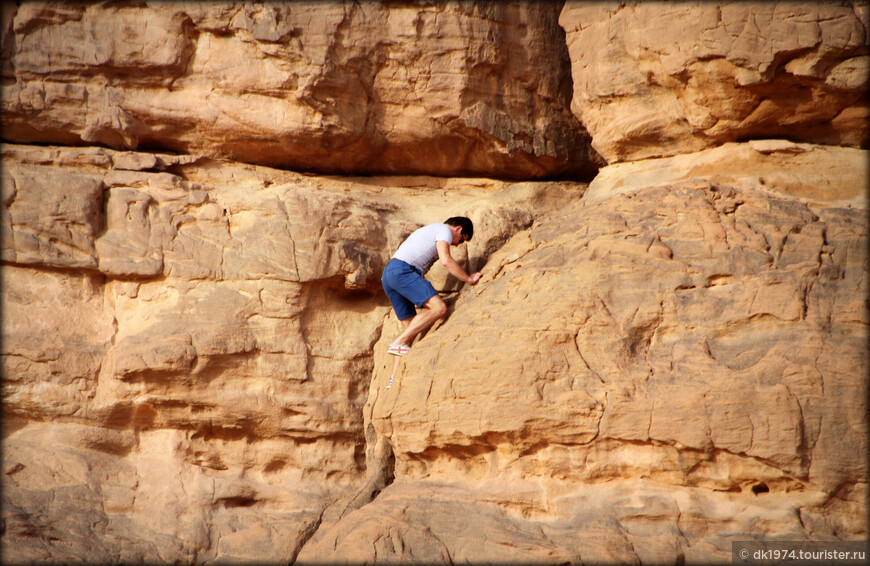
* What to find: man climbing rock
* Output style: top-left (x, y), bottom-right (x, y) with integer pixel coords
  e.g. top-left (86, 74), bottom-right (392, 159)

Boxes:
top-left (381, 216), bottom-right (482, 357)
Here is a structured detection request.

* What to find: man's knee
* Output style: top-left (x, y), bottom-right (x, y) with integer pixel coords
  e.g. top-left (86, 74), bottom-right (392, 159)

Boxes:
top-left (425, 296), bottom-right (447, 318)
top-left (434, 301), bottom-right (447, 318)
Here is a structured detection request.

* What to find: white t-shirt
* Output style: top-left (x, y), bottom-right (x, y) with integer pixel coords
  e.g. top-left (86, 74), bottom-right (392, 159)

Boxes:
top-left (392, 223), bottom-right (453, 273)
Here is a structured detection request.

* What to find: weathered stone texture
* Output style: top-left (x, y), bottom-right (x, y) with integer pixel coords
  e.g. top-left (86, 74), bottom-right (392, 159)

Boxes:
top-left (560, 1), bottom-right (869, 163)
top-left (3, 146), bottom-right (866, 561)
top-left (1, 143), bottom-right (584, 562)
top-left (1, 1), bottom-right (600, 179)
top-left (2, 0), bottom-right (868, 563)
top-left (325, 154), bottom-right (867, 563)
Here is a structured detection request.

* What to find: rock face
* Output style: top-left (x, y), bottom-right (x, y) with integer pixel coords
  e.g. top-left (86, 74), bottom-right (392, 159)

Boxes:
top-left (324, 167), bottom-right (867, 564)
top-left (1, 143), bottom-right (584, 562)
top-left (2, 1), bottom-right (867, 564)
top-left (1, 1), bottom-right (601, 179)
top-left (560, 1), bottom-right (869, 163)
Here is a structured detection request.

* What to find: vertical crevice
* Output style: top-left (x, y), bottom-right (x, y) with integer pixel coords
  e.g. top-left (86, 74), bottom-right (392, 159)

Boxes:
top-left (292, 356), bottom-right (396, 563)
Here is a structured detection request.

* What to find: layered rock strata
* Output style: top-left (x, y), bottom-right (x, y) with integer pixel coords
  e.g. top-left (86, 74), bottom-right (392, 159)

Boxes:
top-left (6, 141), bottom-right (861, 564)
top-left (1, 0), bottom-right (868, 563)
top-left (560, 1), bottom-right (869, 162)
top-left (299, 143), bottom-right (868, 563)
top-left (1, 1), bottom-right (601, 179)
top-left (1, 143), bottom-right (584, 562)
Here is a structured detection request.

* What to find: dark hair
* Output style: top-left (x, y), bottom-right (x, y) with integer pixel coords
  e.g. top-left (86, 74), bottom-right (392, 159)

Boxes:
top-left (445, 216), bottom-right (474, 241)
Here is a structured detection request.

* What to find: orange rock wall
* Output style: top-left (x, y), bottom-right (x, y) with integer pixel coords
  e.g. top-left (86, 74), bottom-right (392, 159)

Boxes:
top-left (1, 1), bottom-right (601, 179)
top-left (2, 1), bottom-right (867, 564)
top-left (560, 1), bottom-right (868, 162)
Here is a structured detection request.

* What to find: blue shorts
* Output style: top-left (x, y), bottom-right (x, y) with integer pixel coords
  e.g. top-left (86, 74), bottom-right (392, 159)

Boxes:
top-left (381, 259), bottom-right (438, 321)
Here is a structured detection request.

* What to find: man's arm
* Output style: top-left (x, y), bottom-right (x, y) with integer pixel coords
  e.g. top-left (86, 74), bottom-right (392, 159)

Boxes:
top-left (436, 240), bottom-right (482, 285)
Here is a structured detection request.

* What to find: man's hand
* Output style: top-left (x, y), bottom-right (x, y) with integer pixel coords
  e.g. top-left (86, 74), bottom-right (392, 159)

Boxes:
top-left (437, 241), bottom-right (483, 285)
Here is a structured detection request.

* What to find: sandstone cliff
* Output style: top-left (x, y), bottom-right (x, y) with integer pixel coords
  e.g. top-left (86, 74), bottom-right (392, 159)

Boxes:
top-left (2, 2), bottom-right (867, 564)
top-left (1, 1), bottom-right (601, 179)
top-left (560, 2), bottom-right (869, 163)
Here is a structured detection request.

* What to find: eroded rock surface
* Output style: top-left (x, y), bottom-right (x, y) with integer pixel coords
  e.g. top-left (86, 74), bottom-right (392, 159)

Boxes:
top-left (1, 1), bottom-right (601, 179)
top-left (1, 143), bottom-right (582, 562)
top-left (560, 1), bottom-right (869, 162)
top-left (2, 0), bottom-right (868, 563)
top-left (301, 152), bottom-right (868, 563)
top-left (3, 147), bottom-right (867, 564)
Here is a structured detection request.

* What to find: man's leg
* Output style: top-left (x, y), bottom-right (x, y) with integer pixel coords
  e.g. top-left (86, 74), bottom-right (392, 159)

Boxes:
top-left (390, 294), bottom-right (447, 348)
top-left (387, 318), bottom-right (413, 387)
